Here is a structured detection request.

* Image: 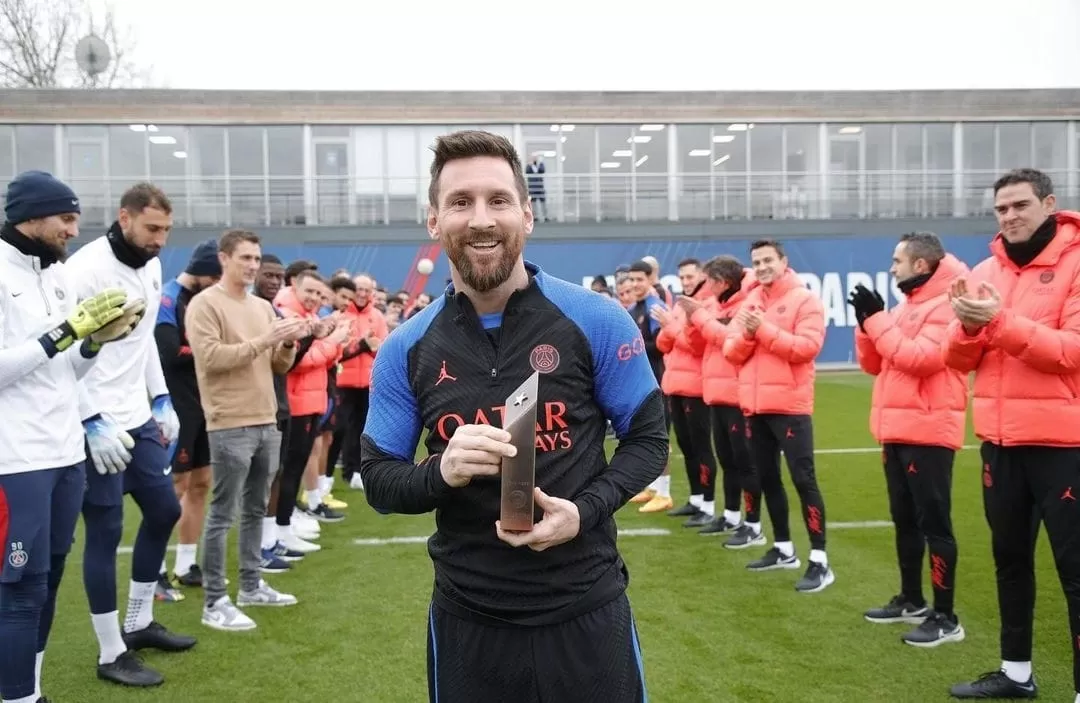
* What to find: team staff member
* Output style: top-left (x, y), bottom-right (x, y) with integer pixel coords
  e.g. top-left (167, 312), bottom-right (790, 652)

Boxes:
top-left (335, 273), bottom-right (387, 491)
top-left (723, 239), bottom-right (833, 593)
top-left (626, 259), bottom-right (674, 512)
top-left (681, 255), bottom-right (759, 540)
top-left (850, 232), bottom-right (968, 648)
top-left (155, 240), bottom-right (221, 589)
top-left (653, 258), bottom-right (719, 527)
top-left (187, 229), bottom-right (307, 632)
top-left (0, 171), bottom-right (140, 703)
top-left (944, 169), bottom-right (1080, 700)
top-left (360, 130), bottom-right (668, 703)
top-left (67, 184), bottom-right (197, 689)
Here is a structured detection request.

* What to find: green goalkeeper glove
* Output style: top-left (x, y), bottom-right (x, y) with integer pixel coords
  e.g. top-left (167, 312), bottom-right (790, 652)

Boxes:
top-left (38, 287), bottom-right (128, 358)
top-left (85, 298), bottom-right (147, 353)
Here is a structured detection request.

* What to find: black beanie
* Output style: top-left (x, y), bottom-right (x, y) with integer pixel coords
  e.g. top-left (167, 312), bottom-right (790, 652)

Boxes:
top-left (185, 239), bottom-right (221, 276)
top-left (4, 170), bottom-right (81, 225)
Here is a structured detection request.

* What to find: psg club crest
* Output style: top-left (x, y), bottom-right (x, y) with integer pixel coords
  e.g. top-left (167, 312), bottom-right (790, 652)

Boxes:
top-left (54, 287), bottom-right (65, 300)
top-left (153, 279), bottom-right (160, 291)
top-left (529, 344), bottom-right (560, 374)
top-left (8, 541), bottom-right (27, 568)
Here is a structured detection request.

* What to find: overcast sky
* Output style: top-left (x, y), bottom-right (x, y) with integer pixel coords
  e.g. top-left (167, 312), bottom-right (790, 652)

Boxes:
top-left (93, 0), bottom-right (1080, 92)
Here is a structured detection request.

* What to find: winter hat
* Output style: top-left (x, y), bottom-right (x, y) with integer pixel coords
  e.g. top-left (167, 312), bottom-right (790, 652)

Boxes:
top-left (185, 238), bottom-right (222, 276)
top-left (4, 170), bottom-right (80, 225)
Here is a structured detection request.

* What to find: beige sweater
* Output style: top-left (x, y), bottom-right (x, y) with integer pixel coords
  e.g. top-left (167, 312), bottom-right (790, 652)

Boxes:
top-left (185, 285), bottom-right (297, 431)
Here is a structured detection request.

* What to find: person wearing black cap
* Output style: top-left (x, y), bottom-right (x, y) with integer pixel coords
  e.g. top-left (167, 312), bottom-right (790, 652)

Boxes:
top-left (0, 170), bottom-right (143, 703)
top-left (65, 183), bottom-right (196, 689)
top-left (155, 239), bottom-right (221, 592)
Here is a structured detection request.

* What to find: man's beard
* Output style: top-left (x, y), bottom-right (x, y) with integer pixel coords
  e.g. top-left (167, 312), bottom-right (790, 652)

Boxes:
top-left (447, 232), bottom-right (521, 293)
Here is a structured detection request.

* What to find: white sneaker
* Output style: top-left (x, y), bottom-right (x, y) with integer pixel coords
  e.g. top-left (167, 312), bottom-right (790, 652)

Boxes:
top-left (280, 531), bottom-right (321, 553)
top-left (237, 579), bottom-right (298, 607)
top-left (202, 596), bottom-right (257, 631)
top-left (349, 474), bottom-right (364, 490)
top-left (293, 509), bottom-right (321, 534)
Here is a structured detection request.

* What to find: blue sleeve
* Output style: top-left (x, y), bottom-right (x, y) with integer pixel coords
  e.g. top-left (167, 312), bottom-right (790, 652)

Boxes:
top-left (157, 283), bottom-right (180, 327)
top-left (540, 276), bottom-right (660, 437)
top-left (645, 295), bottom-right (664, 336)
top-left (363, 331), bottom-right (422, 461)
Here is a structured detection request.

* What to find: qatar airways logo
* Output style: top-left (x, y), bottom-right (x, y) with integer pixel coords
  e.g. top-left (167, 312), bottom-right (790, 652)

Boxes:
top-left (434, 401), bottom-right (573, 452)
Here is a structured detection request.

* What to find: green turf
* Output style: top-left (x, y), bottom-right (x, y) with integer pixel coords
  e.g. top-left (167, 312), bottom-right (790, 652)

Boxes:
top-left (42, 372), bottom-right (1072, 701)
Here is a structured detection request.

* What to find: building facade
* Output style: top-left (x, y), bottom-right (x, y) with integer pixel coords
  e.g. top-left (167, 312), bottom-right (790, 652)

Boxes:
top-left (1, 88), bottom-right (1078, 231)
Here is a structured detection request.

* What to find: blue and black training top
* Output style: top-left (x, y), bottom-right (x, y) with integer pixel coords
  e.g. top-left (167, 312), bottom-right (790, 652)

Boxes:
top-left (361, 262), bottom-right (669, 627)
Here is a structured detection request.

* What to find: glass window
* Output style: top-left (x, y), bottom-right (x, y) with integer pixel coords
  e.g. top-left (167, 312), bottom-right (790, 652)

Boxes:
top-left (0, 127), bottom-right (13, 181)
top-left (552, 124), bottom-right (594, 222)
top-left (677, 125), bottom-right (712, 220)
top-left (188, 127), bottom-right (227, 225)
top-left (783, 125), bottom-right (818, 218)
top-left (1033, 121), bottom-right (1067, 172)
top-left (66, 125), bottom-right (106, 139)
top-left (108, 125), bottom-right (147, 179)
top-left (148, 126), bottom-right (187, 206)
top-left (354, 127), bottom-right (385, 224)
top-left (748, 124), bottom-right (781, 218)
top-left (67, 140), bottom-right (108, 227)
top-left (595, 125), bottom-right (633, 220)
top-left (314, 141), bottom-right (350, 225)
top-left (926, 123), bottom-right (954, 216)
top-left (266, 126), bottom-right (303, 225)
top-left (15, 125), bottom-right (55, 174)
top-left (386, 126), bottom-right (418, 222)
top-left (997, 122), bottom-right (1032, 172)
top-left (713, 123), bottom-right (749, 219)
top-left (312, 126), bottom-right (350, 138)
top-left (632, 125), bottom-right (666, 219)
top-left (227, 126), bottom-right (265, 225)
top-left (962, 123), bottom-right (995, 215)
top-left (862, 124), bottom-right (892, 217)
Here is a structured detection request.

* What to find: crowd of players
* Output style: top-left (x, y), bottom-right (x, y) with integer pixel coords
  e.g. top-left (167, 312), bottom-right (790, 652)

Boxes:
top-left (0, 144), bottom-right (1079, 702)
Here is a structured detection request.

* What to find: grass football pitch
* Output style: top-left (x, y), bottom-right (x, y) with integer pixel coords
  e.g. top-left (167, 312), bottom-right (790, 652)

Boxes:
top-left (43, 372), bottom-right (1073, 701)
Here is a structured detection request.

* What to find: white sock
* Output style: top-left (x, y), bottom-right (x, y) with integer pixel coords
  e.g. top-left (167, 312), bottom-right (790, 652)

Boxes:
top-left (306, 488), bottom-right (322, 509)
top-left (723, 509), bottom-right (741, 525)
top-left (1073, 692), bottom-right (1079, 703)
top-left (122, 580), bottom-right (156, 634)
top-left (91, 612), bottom-right (127, 665)
top-left (689, 494), bottom-right (703, 508)
top-left (745, 521), bottom-right (762, 534)
top-left (809, 549), bottom-right (828, 567)
top-left (1001, 660), bottom-right (1032, 683)
top-left (174, 543), bottom-right (197, 577)
top-left (702, 500), bottom-right (715, 516)
top-left (319, 475), bottom-right (333, 493)
top-left (6, 693), bottom-right (37, 703)
top-left (774, 541), bottom-right (795, 557)
top-left (655, 474), bottom-right (671, 497)
top-left (33, 650), bottom-right (43, 698)
top-left (262, 518), bottom-right (279, 549)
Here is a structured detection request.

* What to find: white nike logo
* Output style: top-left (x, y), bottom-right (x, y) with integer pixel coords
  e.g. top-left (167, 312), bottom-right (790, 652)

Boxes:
top-left (163, 466), bottom-right (172, 476)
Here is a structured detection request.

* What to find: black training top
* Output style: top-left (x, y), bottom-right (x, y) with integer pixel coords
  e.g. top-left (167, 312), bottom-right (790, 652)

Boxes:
top-left (361, 262), bottom-right (668, 627)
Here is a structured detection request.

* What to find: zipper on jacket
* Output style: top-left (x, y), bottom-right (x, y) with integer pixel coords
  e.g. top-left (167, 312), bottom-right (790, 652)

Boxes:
top-left (34, 259), bottom-right (51, 315)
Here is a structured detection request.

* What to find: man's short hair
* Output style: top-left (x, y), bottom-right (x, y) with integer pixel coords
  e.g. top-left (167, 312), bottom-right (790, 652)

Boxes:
top-left (120, 182), bottom-right (172, 215)
top-left (751, 239), bottom-right (785, 258)
top-left (293, 269), bottom-right (324, 286)
top-left (993, 168), bottom-right (1054, 200)
top-left (331, 277), bottom-right (357, 293)
top-left (285, 259), bottom-right (318, 285)
top-left (428, 130), bottom-right (528, 207)
top-left (899, 231), bottom-right (946, 268)
top-left (629, 260), bottom-right (653, 275)
top-left (261, 253), bottom-right (282, 266)
top-left (219, 228), bottom-right (259, 255)
top-left (703, 255), bottom-right (744, 286)
top-left (677, 258), bottom-right (701, 269)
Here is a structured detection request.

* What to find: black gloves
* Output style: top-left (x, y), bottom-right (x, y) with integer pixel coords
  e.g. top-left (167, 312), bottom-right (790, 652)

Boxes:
top-left (848, 284), bottom-right (885, 331)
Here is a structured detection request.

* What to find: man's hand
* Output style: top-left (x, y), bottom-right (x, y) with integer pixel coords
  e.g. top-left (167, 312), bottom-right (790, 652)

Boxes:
top-left (649, 305), bottom-right (674, 327)
top-left (87, 299), bottom-right (147, 350)
top-left (39, 287), bottom-right (131, 357)
top-left (737, 307), bottom-right (763, 335)
top-left (439, 424), bottom-right (516, 488)
top-left (950, 278), bottom-right (1001, 333)
top-left (151, 394), bottom-right (180, 445)
top-left (314, 317), bottom-right (336, 338)
top-left (83, 415), bottom-right (135, 475)
top-left (327, 321), bottom-right (351, 345)
top-left (496, 487), bottom-right (581, 551)
top-left (675, 295), bottom-right (702, 317)
top-left (365, 335), bottom-right (382, 353)
top-left (847, 284), bottom-right (885, 331)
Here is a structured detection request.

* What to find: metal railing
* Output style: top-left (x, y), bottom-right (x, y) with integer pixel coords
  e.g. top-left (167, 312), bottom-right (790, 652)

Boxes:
top-left (8, 170), bottom-right (1079, 229)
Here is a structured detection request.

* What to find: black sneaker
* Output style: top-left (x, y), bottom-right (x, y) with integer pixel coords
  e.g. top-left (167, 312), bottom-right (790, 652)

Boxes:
top-left (746, 546), bottom-right (801, 571)
top-left (699, 518), bottom-right (739, 535)
top-left (683, 512), bottom-right (715, 528)
top-left (949, 671), bottom-right (1037, 699)
top-left (305, 503), bottom-right (345, 523)
top-left (724, 524), bottom-right (767, 550)
top-left (903, 611), bottom-right (965, 648)
top-left (864, 594), bottom-right (929, 624)
top-left (667, 503), bottom-right (700, 518)
top-left (122, 620), bottom-right (197, 652)
top-left (96, 650), bottom-right (164, 687)
top-left (176, 564), bottom-right (203, 588)
top-left (795, 561), bottom-right (835, 593)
